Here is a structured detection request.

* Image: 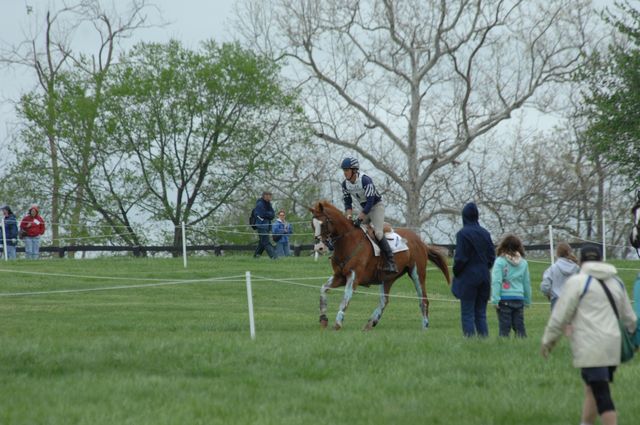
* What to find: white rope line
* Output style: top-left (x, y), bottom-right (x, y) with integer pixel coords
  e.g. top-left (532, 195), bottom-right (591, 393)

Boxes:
top-left (1, 265), bottom-right (634, 305)
top-left (0, 275), bottom-right (247, 297)
top-left (250, 274), bottom-right (561, 306)
top-left (0, 268), bottom-right (244, 282)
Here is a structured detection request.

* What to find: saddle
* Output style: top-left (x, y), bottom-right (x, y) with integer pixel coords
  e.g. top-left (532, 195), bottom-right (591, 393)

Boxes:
top-left (359, 222), bottom-right (409, 256)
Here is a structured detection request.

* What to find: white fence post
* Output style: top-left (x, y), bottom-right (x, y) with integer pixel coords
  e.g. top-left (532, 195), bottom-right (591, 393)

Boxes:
top-left (602, 215), bottom-right (606, 261)
top-left (245, 271), bottom-right (256, 340)
top-left (182, 221), bottom-right (187, 269)
top-left (1, 217), bottom-right (7, 261)
top-left (548, 225), bottom-right (554, 264)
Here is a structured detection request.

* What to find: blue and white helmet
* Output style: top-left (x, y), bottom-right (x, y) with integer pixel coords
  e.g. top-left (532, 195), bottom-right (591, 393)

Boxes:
top-left (340, 157), bottom-right (359, 170)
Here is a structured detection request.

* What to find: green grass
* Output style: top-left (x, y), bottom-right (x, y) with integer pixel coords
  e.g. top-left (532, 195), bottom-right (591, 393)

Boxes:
top-left (1, 255), bottom-right (639, 425)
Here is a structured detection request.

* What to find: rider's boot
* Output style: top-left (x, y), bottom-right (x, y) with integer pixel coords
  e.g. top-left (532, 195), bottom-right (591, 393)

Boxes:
top-left (377, 236), bottom-right (398, 273)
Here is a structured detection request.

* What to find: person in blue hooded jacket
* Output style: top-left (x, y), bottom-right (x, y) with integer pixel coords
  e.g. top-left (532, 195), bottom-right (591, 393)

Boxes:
top-left (253, 191), bottom-right (277, 259)
top-left (540, 242), bottom-right (579, 310)
top-left (451, 202), bottom-right (496, 337)
top-left (1, 205), bottom-right (19, 260)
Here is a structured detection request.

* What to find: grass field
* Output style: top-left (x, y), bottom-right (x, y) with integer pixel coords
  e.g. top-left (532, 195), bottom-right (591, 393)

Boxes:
top-left (1, 254), bottom-right (639, 425)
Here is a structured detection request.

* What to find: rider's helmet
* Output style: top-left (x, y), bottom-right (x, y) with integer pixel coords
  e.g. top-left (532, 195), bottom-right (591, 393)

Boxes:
top-left (340, 157), bottom-right (359, 170)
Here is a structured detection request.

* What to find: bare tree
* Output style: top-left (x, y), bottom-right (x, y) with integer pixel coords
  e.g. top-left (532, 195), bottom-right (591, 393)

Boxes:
top-left (237, 0), bottom-right (594, 228)
top-left (467, 117), bottom-right (632, 257)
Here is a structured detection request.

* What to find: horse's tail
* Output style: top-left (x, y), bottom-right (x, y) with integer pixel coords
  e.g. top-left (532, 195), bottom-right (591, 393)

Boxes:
top-left (427, 245), bottom-right (451, 285)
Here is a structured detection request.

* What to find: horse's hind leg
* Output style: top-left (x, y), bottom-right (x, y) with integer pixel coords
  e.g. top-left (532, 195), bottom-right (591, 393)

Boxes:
top-left (319, 276), bottom-right (334, 328)
top-left (363, 283), bottom-right (389, 331)
top-left (334, 271), bottom-right (356, 330)
top-left (409, 265), bottom-right (429, 329)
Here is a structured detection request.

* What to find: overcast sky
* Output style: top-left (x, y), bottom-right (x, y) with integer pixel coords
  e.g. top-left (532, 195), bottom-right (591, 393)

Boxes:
top-left (0, 0), bottom-right (237, 155)
top-left (0, 0), bottom-right (616, 160)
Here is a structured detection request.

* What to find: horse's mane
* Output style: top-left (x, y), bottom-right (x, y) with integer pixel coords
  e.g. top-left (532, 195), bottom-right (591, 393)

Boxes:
top-left (313, 200), bottom-right (350, 224)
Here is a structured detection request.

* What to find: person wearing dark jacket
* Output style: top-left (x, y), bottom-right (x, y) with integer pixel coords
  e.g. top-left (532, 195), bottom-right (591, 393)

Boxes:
top-left (1, 205), bottom-right (19, 260)
top-left (253, 191), bottom-right (277, 259)
top-left (451, 202), bottom-right (496, 337)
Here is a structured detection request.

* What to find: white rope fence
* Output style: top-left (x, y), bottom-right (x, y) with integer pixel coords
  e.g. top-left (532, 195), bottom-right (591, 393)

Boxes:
top-left (1, 264), bottom-right (638, 339)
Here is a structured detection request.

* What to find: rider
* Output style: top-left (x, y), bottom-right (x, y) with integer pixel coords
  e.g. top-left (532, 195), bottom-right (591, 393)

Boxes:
top-left (340, 157), bottom-right (397, 273)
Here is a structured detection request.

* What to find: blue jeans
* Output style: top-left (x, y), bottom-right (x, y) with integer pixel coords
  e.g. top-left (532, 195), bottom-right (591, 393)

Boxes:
top-left (1, 244), bottom-right (16, 259)
top-left (24, 236), bottom-right (41, 259)
top-left (459, 283), bottom-right (490, 337)
top-left (254, 224), bottom-right (276, 259)
top-left (275, 241), bottom-right (290, 257)
top-left (496, 300), bottom-right (526, 337)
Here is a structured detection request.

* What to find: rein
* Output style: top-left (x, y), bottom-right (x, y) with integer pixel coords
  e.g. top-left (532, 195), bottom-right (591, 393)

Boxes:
top-left (331, 231), bottom-right (367, 271)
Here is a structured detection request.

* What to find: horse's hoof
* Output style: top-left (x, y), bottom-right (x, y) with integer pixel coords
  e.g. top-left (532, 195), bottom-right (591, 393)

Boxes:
top-left (320, 319), bottom-right (328, 328)
top-left (363, 321), bottom-right (374, 331)
top-left (333, 323), bottom-right (342, 331)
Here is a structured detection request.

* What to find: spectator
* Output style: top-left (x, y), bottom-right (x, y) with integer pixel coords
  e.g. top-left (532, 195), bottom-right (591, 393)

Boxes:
top-left (272, 210), bottom-right (293, 257)
top-left (491, 234), bottom-right (531, 338)
top-left (20, 204), bottom-right (46, 260)
top-left (1, 205), bottom-right (18, 260)
top-left (541, 244), bottom-right (636, 425)
top-left (253, 192), bottom-right (276, 259)
top-left (451, 202), bottom-right (496, 337)
top-left (541, 242), bottom-right (579, 310)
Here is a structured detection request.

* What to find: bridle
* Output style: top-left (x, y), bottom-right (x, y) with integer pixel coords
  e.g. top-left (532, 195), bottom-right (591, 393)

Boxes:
top-left (312, 213), bottom-right (359, 252)
top-left (312, 213), bottom-right (369, 270)
top-left (312, 215), bottom-right (342, 251)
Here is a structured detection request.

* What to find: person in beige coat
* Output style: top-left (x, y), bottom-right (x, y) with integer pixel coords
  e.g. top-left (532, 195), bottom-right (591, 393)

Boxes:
top-left (540, 244), bottom-right (637, 425)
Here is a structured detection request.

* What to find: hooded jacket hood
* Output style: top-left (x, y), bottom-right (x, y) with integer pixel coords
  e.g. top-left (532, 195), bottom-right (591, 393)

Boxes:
top-left (581, 261), bottom-right (617, 281)
top-left (556, 257), bottom-right (579, 276)
top-left (505, 252), bottom-right (522, 266)
top-left (462, 202), bottom-right (479, 226)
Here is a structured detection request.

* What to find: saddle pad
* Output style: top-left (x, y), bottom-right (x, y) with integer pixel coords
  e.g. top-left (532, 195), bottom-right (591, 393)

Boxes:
top-left (360, 225), bottom-right (409, 255)
top-left (386, 232), bottom-right (409, 253)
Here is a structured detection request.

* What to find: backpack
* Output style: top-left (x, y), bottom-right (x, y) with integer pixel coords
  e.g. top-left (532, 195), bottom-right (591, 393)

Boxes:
top-left (249, 208), bottom-right (257, 230)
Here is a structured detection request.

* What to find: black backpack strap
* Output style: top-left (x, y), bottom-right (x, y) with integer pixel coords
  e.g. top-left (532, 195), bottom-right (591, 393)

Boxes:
top-left (595, 278), bottom-right (619, 319)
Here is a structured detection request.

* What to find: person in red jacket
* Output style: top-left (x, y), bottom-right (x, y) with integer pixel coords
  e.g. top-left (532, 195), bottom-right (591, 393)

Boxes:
top-left (20, 204), bottom-right (46, 259)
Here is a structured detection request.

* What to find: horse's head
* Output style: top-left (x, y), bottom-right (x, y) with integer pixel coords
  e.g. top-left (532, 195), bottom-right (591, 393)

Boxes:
top-left (309, 201), bottom-right (350, 254)
top-left (630, 191), bottom-right (640, 253)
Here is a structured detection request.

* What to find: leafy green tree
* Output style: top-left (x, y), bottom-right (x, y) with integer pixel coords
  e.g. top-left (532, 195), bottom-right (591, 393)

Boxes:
top-left (98, 40), bottom-right (303, 253)
top-left (582, 1), bottom-right (640, 187)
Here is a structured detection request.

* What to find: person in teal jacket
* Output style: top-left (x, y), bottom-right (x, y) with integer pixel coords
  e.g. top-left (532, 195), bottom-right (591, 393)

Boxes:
top-left (491, 234), bottom-right (531, 337)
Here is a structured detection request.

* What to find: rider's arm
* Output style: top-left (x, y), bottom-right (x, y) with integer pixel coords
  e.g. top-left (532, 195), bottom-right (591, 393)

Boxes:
top-left (342, 180), bottom-right (353, 212)
top-left (360, 175), bottom-right (376, 214)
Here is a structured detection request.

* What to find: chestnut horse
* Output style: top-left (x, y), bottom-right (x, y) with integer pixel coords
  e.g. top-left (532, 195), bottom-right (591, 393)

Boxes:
top-left (310, 200), bottom-right (450, 330)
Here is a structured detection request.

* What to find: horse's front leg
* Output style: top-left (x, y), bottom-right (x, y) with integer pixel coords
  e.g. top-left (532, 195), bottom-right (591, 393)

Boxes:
top-left (334, 271), bottom-right (356, 330)
top-left (409, 265), bottom-right (429, 329)
top-left (363, 283), bottom-right (390, 331)
top-left (319, 276), bottom-right (334, 328)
